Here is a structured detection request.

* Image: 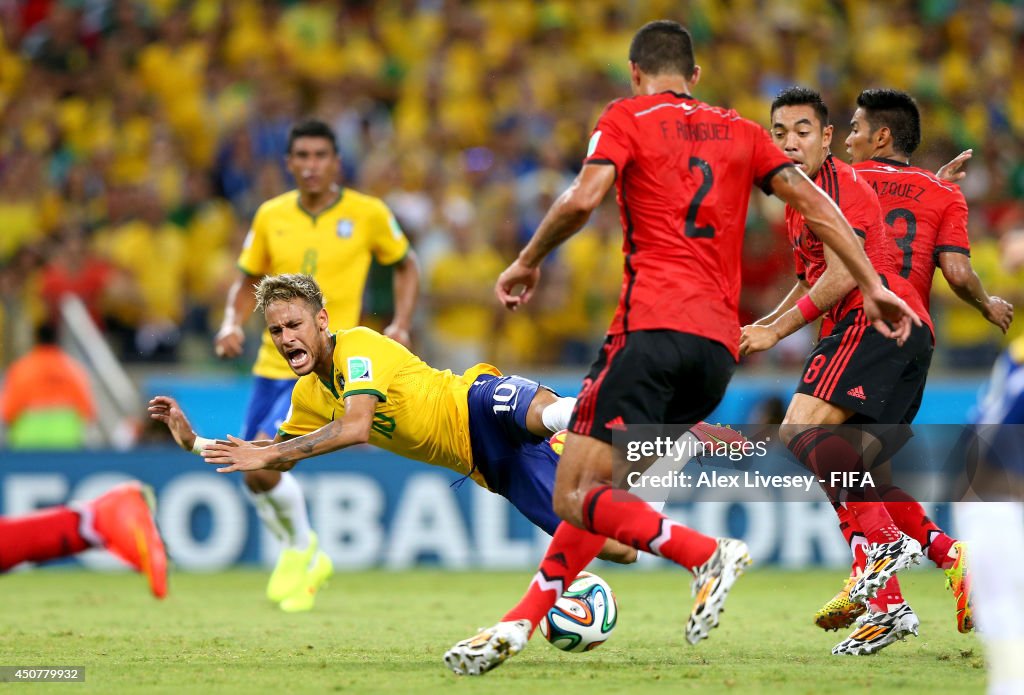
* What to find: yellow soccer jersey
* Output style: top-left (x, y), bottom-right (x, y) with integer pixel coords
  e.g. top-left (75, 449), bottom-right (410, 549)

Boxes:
top-left (239, 188), bottom-right (410, 379)
top-left (279, 327), bottom-right (500, 487)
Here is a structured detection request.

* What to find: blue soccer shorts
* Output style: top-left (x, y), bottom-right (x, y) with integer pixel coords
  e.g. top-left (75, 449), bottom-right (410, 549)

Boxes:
top-left (466, 374), bottom-right (562, 534)
top-left (241, 376), bottom-right (297, 440)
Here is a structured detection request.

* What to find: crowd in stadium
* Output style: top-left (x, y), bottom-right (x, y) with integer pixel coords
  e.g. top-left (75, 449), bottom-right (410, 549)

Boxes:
top-left (0, 0), bottom-right (1022, 370)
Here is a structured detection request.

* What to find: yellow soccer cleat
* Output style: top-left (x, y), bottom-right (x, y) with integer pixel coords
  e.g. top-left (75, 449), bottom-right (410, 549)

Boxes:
top-left (279, 551), bottom-right (334, 613)
top-left (267, 532), bottom-right (318, 603)
top-left (944, 541), bottom-right (974, 633)
top-left (815, 574), bottom-right (867, 631)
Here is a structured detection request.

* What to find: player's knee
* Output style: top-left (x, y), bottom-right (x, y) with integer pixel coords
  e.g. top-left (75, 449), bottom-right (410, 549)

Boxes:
top-left (552, 487), bottom-right (584, 527)
top-left (599, 543), bottom-right (638, 565)
top-left (778, 423), bottom-right (802, 448)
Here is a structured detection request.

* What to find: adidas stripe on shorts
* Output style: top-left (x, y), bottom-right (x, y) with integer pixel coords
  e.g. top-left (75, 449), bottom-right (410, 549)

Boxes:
top-left (795, 308), bottom-right (933, 422)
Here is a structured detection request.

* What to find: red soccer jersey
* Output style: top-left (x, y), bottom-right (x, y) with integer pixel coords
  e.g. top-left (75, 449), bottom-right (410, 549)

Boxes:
top-left (853, 157), bottom-right (970, 313)
top-left (785, 155), bottom-right (933, 335)
top-left (585, 91), bottom-right (794, 359)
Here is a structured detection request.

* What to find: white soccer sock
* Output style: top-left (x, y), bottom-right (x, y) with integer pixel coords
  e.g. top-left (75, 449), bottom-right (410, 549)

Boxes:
top-left (541, 396), bottom-right (576, 433)
top-left (246, 472), bottom-right (313, 550)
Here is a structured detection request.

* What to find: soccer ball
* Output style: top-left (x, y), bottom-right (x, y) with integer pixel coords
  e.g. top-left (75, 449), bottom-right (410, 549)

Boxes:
top-left (548, 429), bottom-right (568, 456)
top-left (539, 571), bottom-right (618, 652)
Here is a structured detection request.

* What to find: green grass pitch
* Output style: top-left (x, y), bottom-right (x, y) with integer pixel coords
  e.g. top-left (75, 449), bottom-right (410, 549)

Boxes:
top-left (0, 568), bottom-right (984, 694)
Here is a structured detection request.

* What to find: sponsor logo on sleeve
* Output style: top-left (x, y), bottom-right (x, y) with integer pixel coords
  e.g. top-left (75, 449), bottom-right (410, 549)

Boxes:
top-left (348, 357), bottom-right (373, 382)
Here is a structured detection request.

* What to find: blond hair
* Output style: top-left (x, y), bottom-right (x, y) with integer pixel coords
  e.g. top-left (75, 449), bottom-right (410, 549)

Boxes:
top-left (254, 274), bottom-right (326, 314)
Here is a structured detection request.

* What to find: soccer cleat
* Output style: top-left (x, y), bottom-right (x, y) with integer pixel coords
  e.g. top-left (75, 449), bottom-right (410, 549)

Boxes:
top-left (814, 573), bottom-right (867, 631)
top-left (444, 619), bottom-right (531, 676)
top-left (88, 481), bottom-right (168, 599)
top-left (266, 532), bottom-right (318, 603)
top-left (689, 422), bottom-right (749, 447)
top-left (685, 538), bottom-right (752, 645)
top-left (944, 541), bottom-right (974, 633)
top-left (832, 603), bottom-right (920, 655)
top-left (279, 551), bottom-right (334, 613)
top-left (849, 535), bottom-right (922, 603)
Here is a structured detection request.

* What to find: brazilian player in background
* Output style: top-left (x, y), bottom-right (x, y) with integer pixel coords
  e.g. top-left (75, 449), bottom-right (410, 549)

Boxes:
top-left (212, 120), bottom-right (420, 612)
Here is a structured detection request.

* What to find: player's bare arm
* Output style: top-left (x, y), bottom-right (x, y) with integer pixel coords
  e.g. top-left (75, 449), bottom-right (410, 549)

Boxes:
top-left (742, 280), bottom-right (806, 355)
top-left (753, 280), bottom-right (810, 328)
top-left (495, 163), bottom-right (615, 310)
top-left (741, 243), bottom-right (857, 356)
top-left (769, 166), bottom-right (919, 342)
top-left (215, 270), bottom-right (260, 358)
top-left (203, 394), bottom-right (378, 473)
top-left (383, 249), bottom-right (420, 348)
top-left (939, 252), bottom-right (1013, 333)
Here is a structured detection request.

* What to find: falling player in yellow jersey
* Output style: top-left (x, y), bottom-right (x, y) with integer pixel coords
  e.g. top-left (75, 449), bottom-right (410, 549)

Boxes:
top-left (152, 274), bottom-right (637, 564)
top-left (212, 121), bottom-right (421, 612)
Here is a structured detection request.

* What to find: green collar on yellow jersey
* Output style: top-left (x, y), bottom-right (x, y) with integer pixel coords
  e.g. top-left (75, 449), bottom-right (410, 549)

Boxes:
top-left (317, 333), bottom-right (342, 397)
top-left (297, 188), bottom-right (344, 223)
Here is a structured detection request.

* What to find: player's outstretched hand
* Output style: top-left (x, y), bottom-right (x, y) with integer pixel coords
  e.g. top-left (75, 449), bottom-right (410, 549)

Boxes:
top-left (861, 286), bottom-right (921, 345)
top-left (214, 325), bottom-right (244, 359)
top-left (148, 395), bottom-right (197, 452)
top-left (495, 258), bottom-right (541, 311)
top-left (739, 325), bottom-right (779, 356)
top-left (936, 149), bottom-right (972, 183)
top-left (983, 296), bottom-right (1013, 334)
top-left (203, 435), bottom-right (273, 473)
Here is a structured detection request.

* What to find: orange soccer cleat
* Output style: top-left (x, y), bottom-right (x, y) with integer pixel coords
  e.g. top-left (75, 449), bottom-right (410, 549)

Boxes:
top-left (88, 482), bottom-right (168, 599)
top-left (944, 541), bottom-right (974, 633)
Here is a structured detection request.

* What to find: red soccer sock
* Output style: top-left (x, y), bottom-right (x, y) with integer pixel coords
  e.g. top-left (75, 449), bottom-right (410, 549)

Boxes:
top-left (844, 502), bottom-right (901, 544)
top-left (788, 428), bottom-right (899, 544)
top-left (789, 428), bottom-right (878, 502)
top-left (502, 521), bottom-right (606, 632)
top-left (0, 507), bottom-right (91, 572)
top-left (868, 574), bottom-right (905, 612)
top-left (834, 503), bottom-right (868, 574)
top-left (880, 486), bottom-right (956, 568)
top-left (582, 485), bottom-right (717, 570)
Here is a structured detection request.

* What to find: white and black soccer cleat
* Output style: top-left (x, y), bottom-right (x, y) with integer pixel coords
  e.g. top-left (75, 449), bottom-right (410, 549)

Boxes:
top-left (850, 535), bottom-right (922, 603)
top-left (685, 538), bottom-right (752, 645)
top-left (832, 603), bottom-right (920, 655)
top-left (443, 619), bottom-right (531, 676)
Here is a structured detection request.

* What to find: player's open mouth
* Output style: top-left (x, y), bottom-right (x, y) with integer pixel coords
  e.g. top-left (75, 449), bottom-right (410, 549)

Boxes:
top-left (287, 348), bottom-right (309, 369)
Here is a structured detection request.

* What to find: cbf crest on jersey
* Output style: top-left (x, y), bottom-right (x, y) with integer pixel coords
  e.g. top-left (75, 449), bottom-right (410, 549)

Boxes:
top-left (336, 219), bottom-right (354, 238)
